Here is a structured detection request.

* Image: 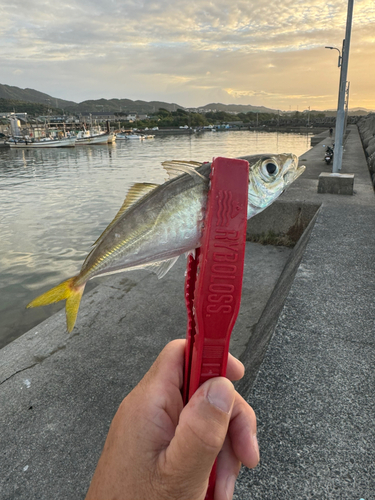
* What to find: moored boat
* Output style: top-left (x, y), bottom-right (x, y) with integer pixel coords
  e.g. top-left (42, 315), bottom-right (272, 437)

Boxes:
top-left (116, 133), bottom-right (144, 140)
top-left (7, 137), bottom-right (77, 148)
top-left (75, 130), bottom-right (115, 145)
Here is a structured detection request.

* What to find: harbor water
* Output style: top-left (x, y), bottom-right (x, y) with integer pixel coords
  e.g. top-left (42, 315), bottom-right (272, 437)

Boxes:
top-left (0, 130), bottom-right (312, 348)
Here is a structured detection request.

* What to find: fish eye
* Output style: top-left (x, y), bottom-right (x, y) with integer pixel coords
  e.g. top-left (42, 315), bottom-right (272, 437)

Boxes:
top-left (261, 161), bottom-right (279, 178)
top-left (266, 163), bottom-right (277, 174)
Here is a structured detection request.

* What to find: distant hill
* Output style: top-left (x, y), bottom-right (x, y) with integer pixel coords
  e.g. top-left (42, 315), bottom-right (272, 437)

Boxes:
top-left (63, 98), bottom-right (185, 114)
top-left (196, 102), bottom-right (279, 114)
top-left (0, 84), bottom-right (279, 115)
top-left (0, 84), bottom-right (76, 109)
top-left (322, 107), bottom-right (373, 117)
top-left (0, 98), bottom-right (58, 115)
top-left (0, 83), bottom-right (373, 117)
top-left (0, 84), bottom-right (184, 114)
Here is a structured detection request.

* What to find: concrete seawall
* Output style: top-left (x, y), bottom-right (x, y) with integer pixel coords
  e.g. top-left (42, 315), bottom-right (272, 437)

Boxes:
top-left (1, 125), bottom-right (374, 499)
top-left (358, 113), bottom-right (375, 187)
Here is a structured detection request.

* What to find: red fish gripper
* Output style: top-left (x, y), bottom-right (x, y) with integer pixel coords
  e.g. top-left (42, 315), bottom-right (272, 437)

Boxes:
top-left (183, 156), bottom-right (249, 500)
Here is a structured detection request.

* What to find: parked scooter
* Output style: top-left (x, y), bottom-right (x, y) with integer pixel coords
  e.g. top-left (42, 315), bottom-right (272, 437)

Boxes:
top-left (324, 145), bottom-right (334, 165)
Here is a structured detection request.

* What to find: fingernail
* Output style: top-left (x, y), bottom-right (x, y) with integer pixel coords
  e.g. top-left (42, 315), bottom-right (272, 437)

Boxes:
top-left (252, 434), bottom-right (260, 464)
top-left (207, 379), bottom-right (233, 414)
top-left (225, 474), bottom-right (236, 500)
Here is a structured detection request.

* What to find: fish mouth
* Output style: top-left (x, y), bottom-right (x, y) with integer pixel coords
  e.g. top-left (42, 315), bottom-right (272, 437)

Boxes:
top-left (283, 154), bottom-right (306, 186)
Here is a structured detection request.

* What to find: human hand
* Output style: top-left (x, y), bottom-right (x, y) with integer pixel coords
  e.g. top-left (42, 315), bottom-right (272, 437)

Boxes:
top-left (85, 339), bottom-right (259, 500)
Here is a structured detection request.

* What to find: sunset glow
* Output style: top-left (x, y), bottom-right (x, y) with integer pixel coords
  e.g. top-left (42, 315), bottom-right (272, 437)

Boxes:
top-left (0, 0), bottom-right (374, 110)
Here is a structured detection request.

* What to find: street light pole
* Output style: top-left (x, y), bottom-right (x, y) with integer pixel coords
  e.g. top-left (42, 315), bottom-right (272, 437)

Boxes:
top-left (325, 46), bottom-right (342, 67)
top-left (332, 0), bottom-right (354, 173)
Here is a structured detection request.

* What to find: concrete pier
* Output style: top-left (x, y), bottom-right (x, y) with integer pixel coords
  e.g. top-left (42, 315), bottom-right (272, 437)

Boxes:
top-left (1, 125), bottom-right (374, 499)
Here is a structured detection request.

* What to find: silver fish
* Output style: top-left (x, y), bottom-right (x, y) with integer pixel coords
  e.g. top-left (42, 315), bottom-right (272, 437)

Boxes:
top-left (27, 154), bottom-right (305, 331)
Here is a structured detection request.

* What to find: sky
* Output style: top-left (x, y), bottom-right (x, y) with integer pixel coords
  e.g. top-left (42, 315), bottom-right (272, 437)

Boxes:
top-left (0, 0), bottom-right (374, 111)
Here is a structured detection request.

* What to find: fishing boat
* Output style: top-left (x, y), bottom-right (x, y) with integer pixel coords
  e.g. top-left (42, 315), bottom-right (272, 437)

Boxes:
top-left (116, 133), bottom-right (144, 140)
top-left (75, 130), bottom-right (115, 145)
top-left (7, 137), bottom-right (77, 148)
top-left (0, 134), bottom-right (9, 148)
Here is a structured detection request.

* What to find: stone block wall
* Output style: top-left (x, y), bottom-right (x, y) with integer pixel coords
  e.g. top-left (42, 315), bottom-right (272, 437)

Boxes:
top-left (358, 114), bottom-right (375, 187)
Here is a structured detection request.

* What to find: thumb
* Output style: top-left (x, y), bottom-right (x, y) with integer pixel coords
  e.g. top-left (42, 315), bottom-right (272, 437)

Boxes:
top-left (161, 377), bottom-right (235, 499)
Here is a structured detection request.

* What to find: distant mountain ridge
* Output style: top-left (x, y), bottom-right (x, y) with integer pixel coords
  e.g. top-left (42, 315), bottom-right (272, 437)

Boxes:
top-left (322, 107), bottom-right (374, 117)
top-left (0, 83), bottom-right (373, 115)
top-left (0, 84), bottom-right (187, 114)
top-left (0, 84), bottom-right (76, 109)
top-left (196, 102), bottom-right (278, 114)
top-left (0, 83), bottom-right (281, 114)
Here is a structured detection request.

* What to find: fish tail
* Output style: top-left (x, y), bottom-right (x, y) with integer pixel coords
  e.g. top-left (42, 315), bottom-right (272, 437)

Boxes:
top-left (27, 276), bottom-right (86, 332)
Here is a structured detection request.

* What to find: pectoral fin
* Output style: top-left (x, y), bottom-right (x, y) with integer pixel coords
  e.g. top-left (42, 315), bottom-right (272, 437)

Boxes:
top-left (141, 256), bottom-right (180, 278)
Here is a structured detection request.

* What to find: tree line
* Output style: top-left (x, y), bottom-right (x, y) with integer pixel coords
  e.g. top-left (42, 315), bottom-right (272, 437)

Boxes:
top-left (1, 99), bottom-right (357, 128)
top-left (122, 108), bottom-right (331, 129)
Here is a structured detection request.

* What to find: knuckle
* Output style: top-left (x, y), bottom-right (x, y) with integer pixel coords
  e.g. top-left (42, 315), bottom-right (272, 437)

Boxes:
top-left (185, 418), bottom-right (225, 452)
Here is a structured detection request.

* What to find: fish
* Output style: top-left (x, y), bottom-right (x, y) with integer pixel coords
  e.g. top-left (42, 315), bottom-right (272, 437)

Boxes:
top-left (27, 154), bottom-right (305, 332)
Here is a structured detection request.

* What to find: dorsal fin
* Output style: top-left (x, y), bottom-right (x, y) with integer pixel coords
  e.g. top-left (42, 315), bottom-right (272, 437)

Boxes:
top-left (162, 160), bottom-right (207, 182)
top-left (92, 183), bottom-right (159, 246)
top-left (120, 183), bottom-right (159, 212)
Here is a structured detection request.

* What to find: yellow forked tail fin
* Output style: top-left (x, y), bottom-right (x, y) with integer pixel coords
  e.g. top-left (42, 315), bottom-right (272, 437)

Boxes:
top-left (27, 276), bottom-right (86, 333)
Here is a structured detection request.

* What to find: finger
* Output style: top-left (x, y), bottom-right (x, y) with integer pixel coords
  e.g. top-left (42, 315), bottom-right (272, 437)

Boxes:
top-left (228, 392), bottom-right (259, 469)
top-left (159, 377), bottom-right (235, 500)
top-left (138, 340), bottom-right (185, 434)
top-left (143, 339), bottom-right (186, 390)
top-left (215, 435), bottom-right (241, 500)
top-left (213, 392), bottom-right (259, 500)
top-left (226, 354), bottom-right (245, 381)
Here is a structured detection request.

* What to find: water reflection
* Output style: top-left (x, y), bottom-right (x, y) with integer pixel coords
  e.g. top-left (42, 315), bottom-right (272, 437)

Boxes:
top-left (0, 131), bottom-right (312, 347)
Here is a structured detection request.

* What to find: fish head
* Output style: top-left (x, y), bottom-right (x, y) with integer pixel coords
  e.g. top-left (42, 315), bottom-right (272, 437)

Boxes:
top-left (247, 153), bottom-right (305, 216)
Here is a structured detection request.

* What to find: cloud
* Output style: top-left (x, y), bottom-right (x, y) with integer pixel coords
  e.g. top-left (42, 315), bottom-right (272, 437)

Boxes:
top-left (0, 0), bottom-right (374, 109)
